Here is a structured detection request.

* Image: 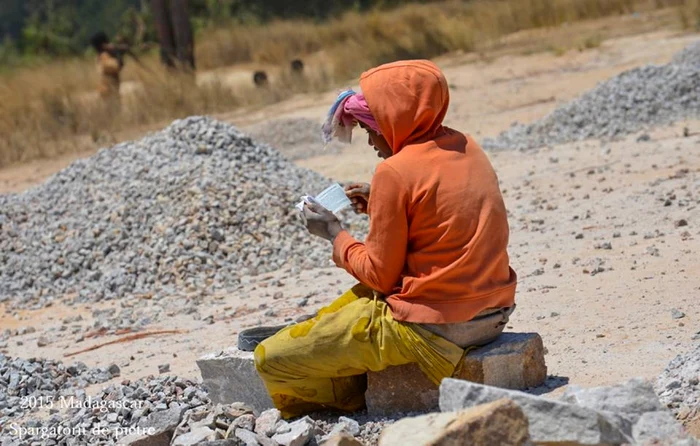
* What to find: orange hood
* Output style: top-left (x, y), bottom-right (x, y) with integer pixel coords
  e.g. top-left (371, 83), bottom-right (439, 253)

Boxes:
top-left (359, 60), bottom-right (449, 154)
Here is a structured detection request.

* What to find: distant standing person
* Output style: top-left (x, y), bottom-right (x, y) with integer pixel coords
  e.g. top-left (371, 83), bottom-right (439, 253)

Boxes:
top-left (90, 32), bottom-right (123, 104)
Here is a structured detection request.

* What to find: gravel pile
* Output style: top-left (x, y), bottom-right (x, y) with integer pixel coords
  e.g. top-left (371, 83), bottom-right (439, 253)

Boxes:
top-left (245, 117), bottom-right (344, 161)
top-left (0, 353), bottom-right (117, 422)
top-left (315, 412), bottom-right (399, 445)
top-left (167, 406), bottom-right (393, 446)
top-left (0, 116), bottom-right (368, 309)
top-left (672, 40), bottom-right (700, 67)
top-left (0, 372), bottom-right (210, 446)
top-left (483, 40), bottom-right (700, 151)
top-left (2, 381), bottom-right (390, 446)
top-left (655, 344), bottom-right (700, 422)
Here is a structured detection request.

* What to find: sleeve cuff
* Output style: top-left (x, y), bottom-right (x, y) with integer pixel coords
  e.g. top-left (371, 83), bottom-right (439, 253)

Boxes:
top-left (332, 230), bottom-right (356, 267)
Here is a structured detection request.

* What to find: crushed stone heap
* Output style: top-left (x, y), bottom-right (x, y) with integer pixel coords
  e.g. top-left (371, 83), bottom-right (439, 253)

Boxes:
top-left (0, 353), bottom-right (117, 422)
top-left (0, 116), bottom-right (368, 309)
top-left (483, 40), bottom-right (700, 151)
top-left (655, 344), bottom-right (700, 420)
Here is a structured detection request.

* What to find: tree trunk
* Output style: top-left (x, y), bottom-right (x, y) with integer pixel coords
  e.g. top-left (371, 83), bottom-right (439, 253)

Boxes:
top-left (150, 0), bottom-right (177, 68)
top-left (169, 0), bottom-right (195, 71)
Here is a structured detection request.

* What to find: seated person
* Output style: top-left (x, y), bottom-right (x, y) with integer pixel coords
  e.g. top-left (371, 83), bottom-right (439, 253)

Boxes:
top-left (255, 60), bottom-right (517, 419)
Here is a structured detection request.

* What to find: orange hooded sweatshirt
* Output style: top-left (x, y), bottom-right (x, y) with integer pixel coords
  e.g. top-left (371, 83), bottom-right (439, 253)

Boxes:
top-left (332, 60), bottom-right (517, 324)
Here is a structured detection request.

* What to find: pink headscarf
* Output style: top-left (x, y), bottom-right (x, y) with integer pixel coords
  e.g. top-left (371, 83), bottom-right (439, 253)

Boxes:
top-left (322, 90), bottom-right (381, 145)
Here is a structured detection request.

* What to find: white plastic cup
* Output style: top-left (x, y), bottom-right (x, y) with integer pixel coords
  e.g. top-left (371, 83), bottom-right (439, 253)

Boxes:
top-left (314, 183), bottom-right (352, 214)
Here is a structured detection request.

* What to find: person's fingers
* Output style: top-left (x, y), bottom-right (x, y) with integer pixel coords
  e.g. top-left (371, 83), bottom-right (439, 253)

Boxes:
top-left (346, 188), bottom-right (364, 198)
top-left (306, 201), bottom-right (334, 218)
top-left (344, 183), bottom-right (363, 191)
top-left (306, 201), bottom-right (325, 213)
top-left (303, 203), bottom-right (319, 218)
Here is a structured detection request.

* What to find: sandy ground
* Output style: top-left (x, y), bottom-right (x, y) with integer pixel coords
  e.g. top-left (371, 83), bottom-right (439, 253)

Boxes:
top-left (1, 26), bottom-right (699, 430)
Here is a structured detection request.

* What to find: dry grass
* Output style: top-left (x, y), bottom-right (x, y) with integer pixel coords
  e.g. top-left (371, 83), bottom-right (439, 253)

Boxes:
top-left (195, 0), bottom-right (692, 71)
top-left (679, 0), bottom-right (700, 28)
top-left (0, 0), bottom-right (697, 168)
top-left (0, 61), bottom-right (335, 167)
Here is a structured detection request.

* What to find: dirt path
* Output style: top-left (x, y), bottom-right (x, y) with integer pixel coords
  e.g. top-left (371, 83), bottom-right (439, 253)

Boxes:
top-left (3, 116), bottom-right (698, 395)
top-left (1, 28), bottom-right (699, 404)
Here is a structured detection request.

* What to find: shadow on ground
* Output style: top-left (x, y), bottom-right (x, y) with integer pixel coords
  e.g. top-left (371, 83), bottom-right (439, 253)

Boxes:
top-left (527, 375), bottom-right (571, 396)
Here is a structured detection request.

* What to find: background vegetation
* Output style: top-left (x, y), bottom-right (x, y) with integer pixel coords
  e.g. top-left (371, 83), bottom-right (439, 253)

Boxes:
top-left (0, 0), bottom-right (698, 167)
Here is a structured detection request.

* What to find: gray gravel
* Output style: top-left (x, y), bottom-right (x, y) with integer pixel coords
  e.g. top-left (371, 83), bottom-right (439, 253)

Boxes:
top-left (0, 116), bottom-right (367, 309)
top-left (483, 40), bottom-right (700, 151)
top-left (0, 353), bottom-right (116, 423)
top-left (672, 40), bottom-right (700, 67)
top-left (1, 377), bottom-right (390, 446)
top-left (0, 371), bottom-right (210, 446)
top-left (655, 344), bottom-right (700, 421)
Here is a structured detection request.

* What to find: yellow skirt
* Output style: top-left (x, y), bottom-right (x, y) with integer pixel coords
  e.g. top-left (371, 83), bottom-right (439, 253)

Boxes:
top-left (254, 283), bottom-right (465, 418)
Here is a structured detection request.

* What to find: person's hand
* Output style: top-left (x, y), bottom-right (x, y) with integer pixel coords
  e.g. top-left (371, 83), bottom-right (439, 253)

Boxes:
top-left (302, 201), bottom-right (343, 242)
top-left (345, 182), bottom-right (370, 214)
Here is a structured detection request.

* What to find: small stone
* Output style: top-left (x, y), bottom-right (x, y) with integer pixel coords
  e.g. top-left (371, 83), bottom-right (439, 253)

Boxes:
top-left (380, 399), bottom-right (530, 446)
top-left (271, 417), bottom-right (315, 446)
top-left (255, 408), bottom-right (281, 437)
top-left (37, 336), bottom-right (50, 347)
top-left (274, 420), bottom-right (290, 434)
top-left (329, 416), bottom-right (360, 437)
top-left (232, 414), bottom-right (256, 432)
top-left (322, 433), bottom-right (364, 446)
top-left (671, 309), bottom-right (686, 320)
top-left (107, 363), bottom-right (121, 377)
top-left (172, 426), bottom-right (215, 446)
top-left (235, 428), bottom-right (261, 446)
top-left (575, 233), bottom-right (584, 239)
top-left (675, 219), bottom-right (688, 228)
top-left (158, 363), bottom-right (171, 374)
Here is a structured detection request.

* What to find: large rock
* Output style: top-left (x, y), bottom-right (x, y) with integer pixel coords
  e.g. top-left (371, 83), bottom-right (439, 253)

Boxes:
top-left (366, 332), bottom-right (546, 415)
top-left (440, 378), bottom-right (631, 445)
top-left (197, 348), bottom-right (273, 413)
top-left (171, 426), bottom-right (216, 446)
top-left (321, 433), bottom-right (364, 446)
top-left (560, 378), bottom-right (663, 424)
top-left (118, 407), bottom-right (186, 446)
top-left (632, 411), bottom-right (697, 445)
top-left (379, 398), bottom-right (530, 446)
top-left (117, 432), bottom-right (172, 446)
top-left (559, 378), bottom-right (700, 444)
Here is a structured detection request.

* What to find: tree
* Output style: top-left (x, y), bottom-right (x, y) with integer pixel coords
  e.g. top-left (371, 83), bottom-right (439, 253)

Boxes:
top-left (150, 0), bottom-right (195, 71)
